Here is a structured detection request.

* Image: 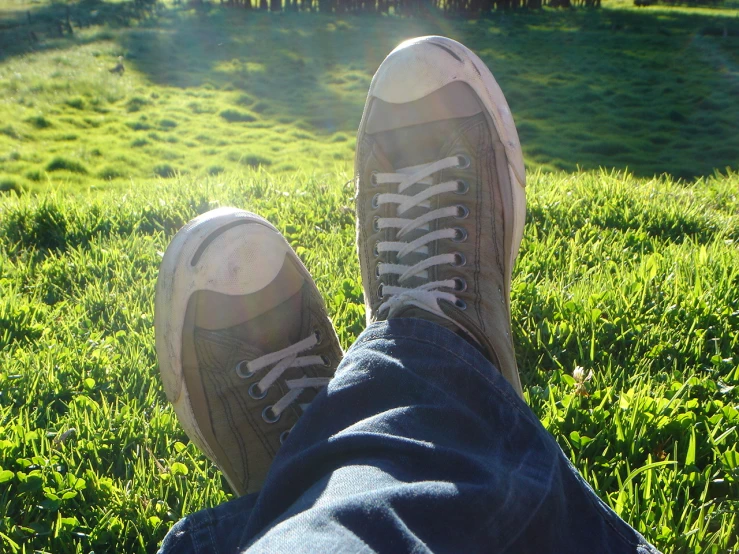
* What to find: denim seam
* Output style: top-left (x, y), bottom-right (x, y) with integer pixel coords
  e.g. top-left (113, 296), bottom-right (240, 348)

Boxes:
top-left (187, 507), bottom-right (243, 532)
top-left (570, 467), bottom-right (651, 549)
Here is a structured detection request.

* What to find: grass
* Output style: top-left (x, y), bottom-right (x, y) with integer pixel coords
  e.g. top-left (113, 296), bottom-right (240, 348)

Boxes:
top-left (0, 170), bottom-right (737, 553)
top-left (1, 1), bottom-right (738, 191)
top-left (0, 0), bottom-right (738, 552)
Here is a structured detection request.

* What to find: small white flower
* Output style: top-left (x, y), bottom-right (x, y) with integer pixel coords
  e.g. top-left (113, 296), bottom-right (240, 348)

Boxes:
top-left (573, 366), bottom-right (594, 396)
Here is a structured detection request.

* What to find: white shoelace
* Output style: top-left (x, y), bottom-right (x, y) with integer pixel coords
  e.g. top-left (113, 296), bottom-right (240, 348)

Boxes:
top-left (374, 155), bottom-right (469, 322)
top-left (234, 331), bottom-right (330, 422)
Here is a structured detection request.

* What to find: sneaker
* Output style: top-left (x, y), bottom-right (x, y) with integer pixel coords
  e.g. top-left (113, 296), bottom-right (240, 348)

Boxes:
top-left (354, 36), bottom-right (526, 397)
top-left (155, 207), bottom-right (342, 495)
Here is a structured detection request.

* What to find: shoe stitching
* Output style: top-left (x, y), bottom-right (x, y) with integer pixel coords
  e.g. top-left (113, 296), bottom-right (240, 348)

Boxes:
top-left (196, 340), bottom-right (259, 490)
top-left (196, 338), bottom-right (279, 491)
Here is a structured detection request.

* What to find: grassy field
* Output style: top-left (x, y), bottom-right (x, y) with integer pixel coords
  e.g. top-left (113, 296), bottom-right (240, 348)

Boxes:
top-left (0, 0), bottom-right (738, 552)
top-left (1, 0), bottom-right (738, 191)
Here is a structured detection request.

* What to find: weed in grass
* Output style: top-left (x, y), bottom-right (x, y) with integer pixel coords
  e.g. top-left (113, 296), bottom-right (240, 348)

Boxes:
top-left (219, 108), bottom-right (257, 123)
top-left (0, 177), bottom-right (24, 195)
top-left (153, 163), bottom-right (176, 178)
top-left (46, 157), bottom-right (88, 174)
top-left (26, 115), bottom-right (52, 129)
top-left (126, 96), bottom-right (149, 113)
top-left (64, 97), bottom-right (86, 110)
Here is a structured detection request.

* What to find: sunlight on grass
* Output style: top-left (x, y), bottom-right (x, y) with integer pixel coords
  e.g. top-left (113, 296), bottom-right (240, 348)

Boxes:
top-left (0, 3), bottom-right (737, 193)
top-left (0, 1), bottom-right (738, 552)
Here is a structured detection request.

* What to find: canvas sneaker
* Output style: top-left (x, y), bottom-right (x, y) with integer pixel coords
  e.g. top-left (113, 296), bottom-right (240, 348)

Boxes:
top-left (155, 207), bottom-right (342, 495)
top-left (354, 36), bottom-right (526, 397)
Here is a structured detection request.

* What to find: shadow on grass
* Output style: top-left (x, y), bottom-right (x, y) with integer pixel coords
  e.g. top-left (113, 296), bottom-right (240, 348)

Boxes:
top-left (0, 0), bottom-right (159, 61)
top-left (2, 1), bottom-right (737, 179)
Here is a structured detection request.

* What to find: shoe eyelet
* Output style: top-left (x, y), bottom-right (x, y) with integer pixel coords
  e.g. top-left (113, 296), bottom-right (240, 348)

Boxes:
top-left (453, 277), bottom-right (467, 292)
top-left (373, 216), bottom-right (380, 232)
top-left (451, 252), bottom-right (466, 267)
top-left (373, 242), bottom-right (380, 257)
top-left (249, 382), bottom-right (268, 400)
top-left (279, 430), bottom-right (290, 444)
top-left (455, 180), bottom-right (469, 195)
top-left (377, 283), bottom-right (384, 299)
top-left (314, 329), bottom-right (322, 344)
top-left (455, 298), bottom-right (467, 310)
top-left (235, 360), bottom-right (254, 379)
top-left (456, 154), bottom-right (471, 169)
top-left (370, 170), bottom-right (379, 187)
top-left (375, 264), bottom-right (381, 278)
top-left (321, 355), bottom-right (330, 367)
top-left (453, 227), bottom-right (468, 242)
top-left (262, 406), bottom-right (280, 424)
top-left (456, 205), bottom-right (469, 220)
top-left (371, 194), bottom-right (380, 209)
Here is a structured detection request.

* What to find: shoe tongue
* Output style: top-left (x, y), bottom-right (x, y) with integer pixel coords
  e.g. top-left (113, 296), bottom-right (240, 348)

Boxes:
top-left (392, 306), bottom-right (459, 333)
top-left (372, 117), bottom-right (466, 169)
top-left (368, 80), bottom-right (483, 169)
top-left (393, 305), bottom-right (490, 359)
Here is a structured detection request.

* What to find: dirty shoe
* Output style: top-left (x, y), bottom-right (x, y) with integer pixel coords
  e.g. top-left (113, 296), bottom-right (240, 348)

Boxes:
top-left (354, 36), bottom-right (526, 397)
top-left (155, 207), bottom-right (342, 494)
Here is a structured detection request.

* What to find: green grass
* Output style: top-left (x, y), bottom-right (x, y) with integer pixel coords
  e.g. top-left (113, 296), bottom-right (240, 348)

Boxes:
top-left (0, 169), bottom-right (737, 553)
top-left (0, 1), bottom-right (738, 192)
top-left (0, 0), bottom-right (738, 552)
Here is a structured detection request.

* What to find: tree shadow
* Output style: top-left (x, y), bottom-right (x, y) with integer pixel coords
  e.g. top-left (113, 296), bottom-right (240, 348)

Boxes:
top-left (1, 2), bottom-right (737, 179)
top-left (0, 0), bottom-right (160, 61)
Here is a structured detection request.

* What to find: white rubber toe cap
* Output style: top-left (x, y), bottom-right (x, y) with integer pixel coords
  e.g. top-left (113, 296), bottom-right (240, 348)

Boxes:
top-left (369, 36), bottom-right (481, 104)
top-left (366, 36), bottom-right (525, 188)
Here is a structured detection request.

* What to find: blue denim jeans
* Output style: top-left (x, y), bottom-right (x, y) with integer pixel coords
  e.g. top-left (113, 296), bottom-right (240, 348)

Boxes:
top-left (159, 318), bottom-right (660, 554)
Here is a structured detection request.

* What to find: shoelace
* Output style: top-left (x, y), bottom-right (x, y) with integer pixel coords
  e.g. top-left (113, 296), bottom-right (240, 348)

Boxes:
top-left (234, 330), bottom-right (330, 425)
top-left (374, 155), bottom-right (470, 322)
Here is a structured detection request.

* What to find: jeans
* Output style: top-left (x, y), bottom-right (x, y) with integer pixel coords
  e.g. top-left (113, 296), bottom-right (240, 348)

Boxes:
top-left (159, 318), bottom-right (660, 554)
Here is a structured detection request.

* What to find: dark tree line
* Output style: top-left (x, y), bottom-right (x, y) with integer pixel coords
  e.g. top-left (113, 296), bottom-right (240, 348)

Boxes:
top-left (217, 0), bottom-right (602, 12)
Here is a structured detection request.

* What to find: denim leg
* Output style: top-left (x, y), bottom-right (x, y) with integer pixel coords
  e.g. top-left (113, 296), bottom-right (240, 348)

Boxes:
top-left (239, 318), bottom-right (660, 553)
top-left (160, 318), bottom-right (660, 553)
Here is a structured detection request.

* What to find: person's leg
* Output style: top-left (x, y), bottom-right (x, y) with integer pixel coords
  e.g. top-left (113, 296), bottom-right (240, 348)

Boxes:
top-left (234, 317), bottom-right (659, 553)
top-left (157, 36), bottom-right (661, 554)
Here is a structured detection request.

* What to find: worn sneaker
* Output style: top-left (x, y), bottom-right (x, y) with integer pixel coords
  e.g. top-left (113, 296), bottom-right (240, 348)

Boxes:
top-left (155, 207), bottom-right (342, 495)
top-left (354, 36), bottom-right (526, 397)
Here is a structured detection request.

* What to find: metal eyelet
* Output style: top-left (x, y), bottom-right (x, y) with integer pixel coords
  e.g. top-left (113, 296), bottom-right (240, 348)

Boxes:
top-left (377, 283), bottom-right (384, 299)
top-left (453, 227), bottom-right (468, 242)
top-left (456, 154), bottom-right (471, 169)
top-left (373, 242), bottom-right (379, 257)
top-left (321, 355), bottom-right (330, 367)
top-left (375, 264), bottom-right (381, 278)
top-left (455, 298), bottom-right (468, 310)
top-left (371, 194), bottom-right (380, 209)
top-left (455, 180), bottom-right (469, 195)
top-left (262, 406), bottom-right (280, 424)
top-left (249, 382), bottom-right (268, 400)
top-left (451, 252), bottom-right (466, 267)
top-left (279, 430), bottom-right (290, 444)
top-left (370, 171), bottom-right (379, 187)
top-left (456, 205), bottom-right (469, 219)
top-left (235, 360), bottom-right (254, 379)
top-left (373, 216), bottom-right (380, 232)
top-left (453, 277), bottom-right (467, 292)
